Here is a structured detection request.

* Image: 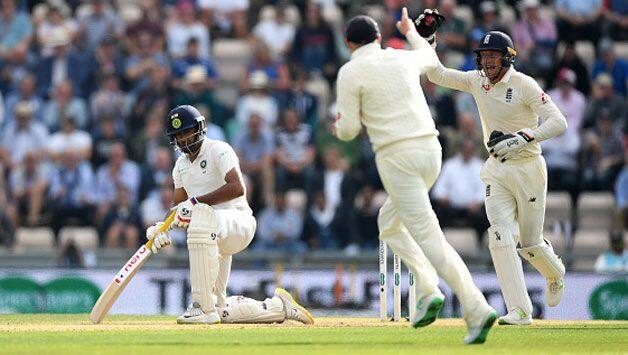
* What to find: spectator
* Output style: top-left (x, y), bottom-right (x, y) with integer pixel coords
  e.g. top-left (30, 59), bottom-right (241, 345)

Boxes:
top-left (128, 107), bottom-right (169, 165)
top-left (91, 115), bottom-right (125, 167)
top-left (422, 77), bottom-right (457, 129)
top-left (432, 139), bottom-right (489, 244)
top-left (291, 2), bottom-right (338, 82)
top-left (233, 113), bottom-right (275, 212)
top-left (48, 116), bottom-right (92, 163)
top-left (89, 36), bottom-right (125, 85)
top-left (591, 39), bottom-right (627, 96)
top-left (582, 74), bottom-right (626, 131)
top-left (0, 0), bottom-right (33, 66)
top-left (256, 191), bottom-right (305, 252)
top-left (173, 66), bottom-right (221, 122)
top-left (36, 30), bottom-right (91, 99)
top-left (582, 110), bottom-right (624, 190)
top-left (124, 29), bottom-right (170, 93)
top-left (548, 42), bottom-right (591, 96)
top-left (48, 150), bottom-right (96, 236)
top-left (301, 191), bottom-right (337, 249)
top-left (443, 112), bottom-right (486, 160)
top-left (125, 0), bottom-right (165, 52)
top-left (460, 29), bottom-right (486, 72)
top-left (0, 101), bottom-right (49, 168)
top-left (353, 185), bottom-right (379, 249)
top-left (42, 80), bottom-right (89, 131)
top-left (513, 0), bottom-right (557, 77)
top-left (198, 0), bottom-right (248, 38)
top-left (541, 128), bottom-right (581, 210)
top-left (243, 40), bottom-right (291, 92)
top-left (556, 0), bottom-right (603, 45)
top-left (4, 74), bottom-right (44, 127)
top-left (274, 108), bottom-right (316, 193)
top-left (139, 146), bottom-right (173, 201)
top-left (317, 145), bottom-right (350, 210)
top-left (129, 66), bottom-right (170, 132)
top-left (89, 73), bottom-right (130, 127)
top-left (166, 1), bottom-right (210, 60)
top-left (77, 0), bottom-right (124, 52)
top-left (36, 2), bottom-right (77, 58)
top-left (594, 230), bottom-right (627, 273)
top-left (9, 151), bottom-right (49, 226)
top-left (473, 1), bottom-right (509, 34)
top-left (602, 0), bottom-right (628, 41)
top-left (252, 3), bottom-right (296, 58)
top-left (548, 68), bottom-right (587, 132)
top-left (94, 142), bottom-right (141, 221)
top-left (102, 186), bottom-right (141, 248)
top-left (282, 70), bottom-right (318, 129)
top-left (197, 105), bottom-right (226, 142)
top-left (234, 70), bottom-right (279, 132)
top-left (57, 239), bottom-right (85, 267)
top-left (437, 0), bottom-right (468, 53)
top-left (171, 37), bottom-right (218, 91)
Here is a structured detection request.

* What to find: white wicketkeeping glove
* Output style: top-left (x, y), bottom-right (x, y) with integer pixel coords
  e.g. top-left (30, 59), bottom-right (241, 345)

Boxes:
top-left (146, 222), bottom-right (172, 254)
top-left (490, 128), bottom-right (535, 162)
top-left (172, 198), bottom-right (197, 228)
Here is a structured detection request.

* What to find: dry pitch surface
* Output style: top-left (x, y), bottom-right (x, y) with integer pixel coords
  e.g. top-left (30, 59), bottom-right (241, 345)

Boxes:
top-left (0, 315), bottom-right (626, 354)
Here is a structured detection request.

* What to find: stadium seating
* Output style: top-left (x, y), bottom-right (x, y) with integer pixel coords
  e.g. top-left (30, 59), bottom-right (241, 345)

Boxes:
top-left (443, 227), bottom-right (480, 257)
top-left (58, 227), bottom-right (99, 251)
top-left (14, 227), bottom-right (55, 252)
top-left (576, 192), bottom-right (615, 230)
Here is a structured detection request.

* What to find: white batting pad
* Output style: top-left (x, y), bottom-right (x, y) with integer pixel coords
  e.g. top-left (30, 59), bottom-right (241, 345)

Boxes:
top-left (214, 254), bottom-right (232, 308)
top-left (187, 204), bottom-right (219, 314)
top-left (218, 295), bottom-right (285, 323)
top-left (518, 239), bottom-right (565, 281)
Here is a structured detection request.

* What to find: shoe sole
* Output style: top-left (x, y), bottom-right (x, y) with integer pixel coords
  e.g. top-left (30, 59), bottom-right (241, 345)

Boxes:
top-left (498, 318), bottom-right (532, 325)
top-left (176, 316), bottom-right (221, 325)
top-left (275, 288), bottom-right (315, 324)
top-left (466, 311), bottom-right (497, 345)
top-left (412, 297), bottom-right (444, 328)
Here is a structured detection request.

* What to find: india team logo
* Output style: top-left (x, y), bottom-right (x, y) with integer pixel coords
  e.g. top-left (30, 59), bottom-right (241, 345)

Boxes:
top-left (172, 118), bottom-right (181, 128)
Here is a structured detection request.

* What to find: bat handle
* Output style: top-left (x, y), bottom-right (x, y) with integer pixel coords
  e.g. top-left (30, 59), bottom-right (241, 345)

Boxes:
top-left (146, 210), bottom-right (176, 250)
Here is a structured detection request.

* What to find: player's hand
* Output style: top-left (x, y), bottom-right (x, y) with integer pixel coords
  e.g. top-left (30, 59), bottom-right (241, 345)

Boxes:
top-left (396, 7), bottom-right (416, 37)
top-left (173, 198), bottom-right (196, 228)
top-left (415, 9), bottom-right (445, 41)
top-left (146, 222), bottom-right (172, 254)
top-left (489, 128), bottom-right (535, 162)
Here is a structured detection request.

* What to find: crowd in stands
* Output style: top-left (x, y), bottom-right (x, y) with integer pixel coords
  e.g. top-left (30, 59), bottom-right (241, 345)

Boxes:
top-left (0, 0), bottom-right (625, 259)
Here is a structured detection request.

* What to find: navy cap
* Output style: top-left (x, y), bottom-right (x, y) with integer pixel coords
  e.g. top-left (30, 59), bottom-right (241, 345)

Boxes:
top-left (345, 15), bottom-right (380, 45)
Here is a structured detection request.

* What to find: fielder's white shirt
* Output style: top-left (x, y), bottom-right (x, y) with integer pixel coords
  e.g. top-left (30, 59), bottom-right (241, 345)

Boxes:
top-left (334, 36), bottom-right (439, 152)
top-left (172, 139), bottom-right (251, 213)
top-left (407, 32), bottom-right (567, 159)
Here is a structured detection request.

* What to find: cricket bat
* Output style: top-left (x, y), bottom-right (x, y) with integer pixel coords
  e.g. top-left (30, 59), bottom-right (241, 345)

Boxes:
top-left (89, 211), bottom-right (176, 324)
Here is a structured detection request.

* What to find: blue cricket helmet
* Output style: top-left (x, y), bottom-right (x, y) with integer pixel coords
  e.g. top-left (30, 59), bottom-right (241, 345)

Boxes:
top-left (166, 105), bottom-right (207, 154)
top-left (473, 31), bottom-right (517, 69)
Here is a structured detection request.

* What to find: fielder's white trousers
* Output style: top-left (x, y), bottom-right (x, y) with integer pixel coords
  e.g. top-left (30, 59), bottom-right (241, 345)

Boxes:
top-left (375, 137), bottom-right (490, 322)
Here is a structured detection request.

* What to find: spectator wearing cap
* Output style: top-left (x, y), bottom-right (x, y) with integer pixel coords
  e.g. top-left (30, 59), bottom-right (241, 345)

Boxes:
top-left (234, 70), bottom-right (279, 133)
top-left (547, 42), bottom-right (591, 96)
top-left (0, 0), bottom-right (33, 65)
top-left (9, 151), bottom-right (50, 226)
top-left (592, 38), bottom-right (627, 96)
top-left (36, 2), bottom-right (77, 58)
top-left (252, 3), bottom-right (296, 58)
top-left (548, 68), bottom-right (587, 132)
top-left (512, 0), bottom-right (557, 77)
top-left (556, 0), bottom-right (603, 45)
top-left (594, 230), bottom-right (627, 273)
top-left (77, 0), bottom-right (124, 52)
top-left (0, 101), bottom-right (49, 168)
top-left (167, 1), bottom-right (210, 60)
top-left (36, 29), bottom-right (91, 99)
top-left (171, 37), bottom-right (219, 91)
top-left (582, 108), bottom-right (624, 190)
top-left (173, 65), bottom-right (218, 113)
top-left (124, 29), bottom-right (170, 93)
top-left (48, 115), bottom-right (92, 163)
top-left (3, 74), bottom-right (44, 127)
top-left (274, 108), bottom-right (316, 193)
top-left (583, 74), bottom-right (626, 131)
top-left (291, 2), bottom-right (338, 83)
top-left (42, 80), bottom-right (89, 131)
top-left (244, 40), bottom-right (291, 92)
top-left (437, 0), bottom-right (468, 53)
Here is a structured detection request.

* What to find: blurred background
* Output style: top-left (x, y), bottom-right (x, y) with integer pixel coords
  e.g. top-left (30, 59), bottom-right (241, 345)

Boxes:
top-left (0, 0), bottom-right (625, 319)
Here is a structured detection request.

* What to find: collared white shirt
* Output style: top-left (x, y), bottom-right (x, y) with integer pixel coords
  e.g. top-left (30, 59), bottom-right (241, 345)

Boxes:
top-left (334, 36), bottom-right (439, 152)
top-left (173, 139), bottom-right (251, 212)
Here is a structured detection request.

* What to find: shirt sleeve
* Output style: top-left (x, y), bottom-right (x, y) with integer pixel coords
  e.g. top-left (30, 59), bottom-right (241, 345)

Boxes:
top-left (215, 142), bottom-right (240, 179)
top-left (172, 161), bottom-right (183, 189)
top-left (405, 31), bottom-right (438, 73)
top-left (334, 65), bottom-right (362, 141)
top-left (521, 77), bottom-right (568, 142)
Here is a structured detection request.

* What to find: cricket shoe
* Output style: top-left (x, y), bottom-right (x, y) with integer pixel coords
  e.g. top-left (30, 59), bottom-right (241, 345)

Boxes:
top-left (498, 308), bottom-right (532, 325)
top-left (464, 308), bottom-right (497, 345)
top-left (546, 278), bottom-right (564, 307)
top-left (176, 302), bottom-right (221, 324)
top-left (411, 293), bottom-right (445, 328)
top-left (274, 288), bottom-right (315, 325)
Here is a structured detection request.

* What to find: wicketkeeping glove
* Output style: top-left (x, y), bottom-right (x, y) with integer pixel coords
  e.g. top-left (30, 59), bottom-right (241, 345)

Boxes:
top-left (488, 128), bottom-right (535, 162)
top-left (146, 222), bottom-right (172, 254)
top-left (414, 9), bottom-right (445, 42)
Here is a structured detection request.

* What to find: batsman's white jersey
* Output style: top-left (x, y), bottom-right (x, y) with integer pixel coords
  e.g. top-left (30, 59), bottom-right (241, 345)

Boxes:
top-left (408, 33), bottom-right (567, 317)
top-left (335, 33), bottom-right (493, 326)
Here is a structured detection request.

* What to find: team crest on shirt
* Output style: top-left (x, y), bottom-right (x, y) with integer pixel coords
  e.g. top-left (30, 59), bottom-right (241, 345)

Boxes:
top-left (482, 84), bottom-right (491, 92)
top-left (540, 92), bottom-right (550, 104)
top-left (506, 88), bottom-right (513, 102)
top-left (200, 160), bottom-right (207, 169)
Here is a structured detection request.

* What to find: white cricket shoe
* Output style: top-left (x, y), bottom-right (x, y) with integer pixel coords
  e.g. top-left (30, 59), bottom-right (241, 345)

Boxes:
top-left (498, 308), bottom-right (532, 325)
top-left (176, 302), bottom-right (221, 324)
top-left (411, 292), bottom-right (445, 328)
top-left (274, 288), bottom-right (315, 325)
top-left (546, 278), bottom-right (564, 307)
top-left (464, 308), bottom-right (497, 345)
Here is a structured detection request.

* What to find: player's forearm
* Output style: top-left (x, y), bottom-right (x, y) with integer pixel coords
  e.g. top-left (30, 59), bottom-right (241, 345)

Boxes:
top-left (195, 181), bottom-right (245, 206)
top-left (531, 104), bottom-right (568, 142)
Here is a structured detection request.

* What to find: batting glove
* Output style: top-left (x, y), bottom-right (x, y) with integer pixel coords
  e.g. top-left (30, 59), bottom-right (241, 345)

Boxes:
top-left (146, 222), bottom-right (172, 254)
top-left (414, 9), bottom-right (445, 43)
top-left (172, 197), bottom-right (198, 228)
top-left (490, 128), bottom-right (535, 162)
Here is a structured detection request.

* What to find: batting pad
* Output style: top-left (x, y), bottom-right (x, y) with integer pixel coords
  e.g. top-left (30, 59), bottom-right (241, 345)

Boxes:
top-left (188, 204), bottom-right (219, 314)
top-left (219, 296), bottom-right (285, 324)
top-left (488, 225), bottom-right (532, 314)
top-left (518, 239), bottom-right (565, 281)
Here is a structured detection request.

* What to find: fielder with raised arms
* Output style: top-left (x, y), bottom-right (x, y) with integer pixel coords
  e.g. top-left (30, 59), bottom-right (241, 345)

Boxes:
top-left (334, 10), bottom-right (496, 345)
top-left (410, 8), bottom-right (567, 325)
top-left (146, 104), bottom-right (313, 325)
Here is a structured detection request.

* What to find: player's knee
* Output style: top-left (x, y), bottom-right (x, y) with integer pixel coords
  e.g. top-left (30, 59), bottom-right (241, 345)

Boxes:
top-left (188, 204), bottom-right (218, 244)
top-left (487, 224), bottom-right (516, 249)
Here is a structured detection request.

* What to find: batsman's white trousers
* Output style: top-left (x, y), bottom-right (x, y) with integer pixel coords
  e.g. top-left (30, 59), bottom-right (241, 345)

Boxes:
top-left (375, 136), bottom-right (489, 321)
top-left (214, 208), bottom-right (256, 256)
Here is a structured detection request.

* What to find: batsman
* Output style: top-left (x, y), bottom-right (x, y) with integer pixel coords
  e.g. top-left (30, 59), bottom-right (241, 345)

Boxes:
top-left (146, 105), bottom-right (313, 325)
top-left (410, 8), bottom-right (567, 325)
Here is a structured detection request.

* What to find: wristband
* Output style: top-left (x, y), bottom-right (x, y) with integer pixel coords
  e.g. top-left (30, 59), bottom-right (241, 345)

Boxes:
top-left (190, 197), bottom-right (199, 205)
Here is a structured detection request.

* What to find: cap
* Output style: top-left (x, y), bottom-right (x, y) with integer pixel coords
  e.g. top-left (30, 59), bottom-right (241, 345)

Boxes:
top-left (480, 1), bottom-right (497, 14)
top-left (594, 73), bottom-right (613, 87)
top-left (345, 15), bottom-right (380, 45)
top-left (249, 70), bottom-right (270, 89)
top-left (184, 65), bottom-right (207, 84)
top-left (557, 68), bottom-right (576, 84)
top-left (519, 0), bottom-right (540, 10)
top-left (47, 28), bottom-right (71, 47)
top-left (14, 101), bottom-right (34, 117)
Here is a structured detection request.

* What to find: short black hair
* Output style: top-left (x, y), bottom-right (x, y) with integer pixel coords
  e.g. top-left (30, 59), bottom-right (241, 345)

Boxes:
top-left (345, 15), bottom-right (380, 45)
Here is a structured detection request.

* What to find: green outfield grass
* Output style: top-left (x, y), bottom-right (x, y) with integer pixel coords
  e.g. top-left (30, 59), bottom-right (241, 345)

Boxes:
top-left (0, 315), bottom-right (626, 354)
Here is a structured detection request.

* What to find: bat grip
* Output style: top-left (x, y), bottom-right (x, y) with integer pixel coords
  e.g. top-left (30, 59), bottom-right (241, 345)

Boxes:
top-left (146, 210), bottom-right (176, 250)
